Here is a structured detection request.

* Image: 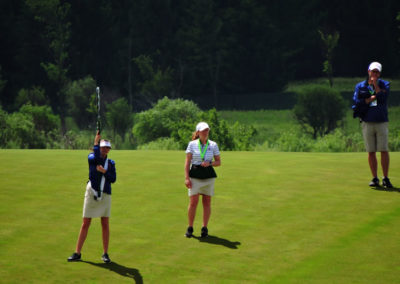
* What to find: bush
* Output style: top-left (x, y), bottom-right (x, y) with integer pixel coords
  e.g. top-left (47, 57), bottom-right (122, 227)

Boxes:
top-left (19, 104), bottom-right (60, 133)
top-left (312, 129), bottom-right (347, 152)
top-left (137, 137), bottom-right (181, 150)
top-left (106, 98), bottom-right (133, 141)
top-left (4, 112), bottom-right (37, 148)
top-left (62, 130), bottom-right (93, 150)
top-left (132, 97), bottom-right (201, 145)
top-left (132, 97), bottom-right (257, 150)
top-left (65, 76), bottom-right (97, 129)
top-left (293, 85), bottom-right (346, 139)
top-left (275, 130), bottom-right (313, 152)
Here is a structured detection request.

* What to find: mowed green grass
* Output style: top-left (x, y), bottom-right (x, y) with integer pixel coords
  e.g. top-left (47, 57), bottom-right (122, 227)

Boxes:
top-left (1, 150), bottom-right (400, 283)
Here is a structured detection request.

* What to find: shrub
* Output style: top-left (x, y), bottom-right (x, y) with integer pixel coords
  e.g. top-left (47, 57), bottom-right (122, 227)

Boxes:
top-left (4, 112), bottom-right (37, 148)
top-left (132, 97), bottom-right (201, 145)
top-left (106, 98), bottom-right (132, 142)
top-left (132, 97), bottom-right (256, 150)
top-left (137, 137), bottom-right (181, 150)
top-left (293, 85), bottom-right (346, 139)
top-left (65, 76), bottom-right (97, 129)
top-left (275, 130), bottom-right (313, 152)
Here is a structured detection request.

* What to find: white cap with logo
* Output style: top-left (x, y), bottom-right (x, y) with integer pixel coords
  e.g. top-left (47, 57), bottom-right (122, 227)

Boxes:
top-left (368, 62), bottom-right (382, 72)
top-left (196, 122), bottom-right (210, 132)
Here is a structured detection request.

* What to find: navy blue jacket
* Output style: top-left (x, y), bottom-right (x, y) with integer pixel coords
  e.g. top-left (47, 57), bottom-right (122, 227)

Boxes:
top-left (352, 79), bottom-right (390, 122)
top-left (88, 145), bottom-right (116, 194)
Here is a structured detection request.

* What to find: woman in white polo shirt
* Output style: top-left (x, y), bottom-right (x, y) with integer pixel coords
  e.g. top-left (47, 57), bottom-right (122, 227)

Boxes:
top-left (184, 122), bottom-right (221, 238)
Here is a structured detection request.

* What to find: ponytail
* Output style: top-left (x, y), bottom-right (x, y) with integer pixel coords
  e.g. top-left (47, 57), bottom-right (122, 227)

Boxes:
top-left (192, 131), bottom-right (199, 141)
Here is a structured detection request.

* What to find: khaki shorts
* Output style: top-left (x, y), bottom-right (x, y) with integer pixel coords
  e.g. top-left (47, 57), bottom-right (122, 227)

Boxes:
top-left (188, 178), bottom-right (216, 196)
top-left (361, 122), bottom-right (389, 152)
top-left (83, 181), bottom-right (111, 218)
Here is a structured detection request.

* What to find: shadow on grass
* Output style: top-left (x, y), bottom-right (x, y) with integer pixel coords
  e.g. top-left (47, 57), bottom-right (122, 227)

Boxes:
top-left (372, 186), bottom-right (400, 193)
top-left (82, 260), bottom-right (143, 283)
top-left (192, 235), bottom-right (241, 249)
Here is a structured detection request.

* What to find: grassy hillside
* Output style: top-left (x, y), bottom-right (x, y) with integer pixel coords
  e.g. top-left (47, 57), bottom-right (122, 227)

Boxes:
top-left (1, 150), bottom-right (400, 283)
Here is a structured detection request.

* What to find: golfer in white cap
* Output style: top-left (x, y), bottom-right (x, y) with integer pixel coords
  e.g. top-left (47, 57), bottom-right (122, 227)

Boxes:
top-left (184, 122), bottom-right (221, 238)
top-left (68, 132), bottom-right (117, 263)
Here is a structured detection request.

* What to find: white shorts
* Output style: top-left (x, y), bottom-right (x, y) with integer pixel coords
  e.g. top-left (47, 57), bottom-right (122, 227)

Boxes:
top-left (188, 178), bottom-right (216, 196)
top-left (82, 181), bottom-right (111, 218)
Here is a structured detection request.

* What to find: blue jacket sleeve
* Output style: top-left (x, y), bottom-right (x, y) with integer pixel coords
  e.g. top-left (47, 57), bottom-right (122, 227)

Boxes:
top-left (375, 80), bottom-right (390, 104)
top-left (93, 145), bottom-right (102, 165)
top-left (353, 83), bottom-right (366, 106)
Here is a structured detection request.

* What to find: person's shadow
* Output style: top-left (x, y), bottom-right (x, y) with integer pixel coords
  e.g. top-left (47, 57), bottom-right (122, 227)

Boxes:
top-left (372, 186), bottom-right (400, 193)
top-left (82, 260), bottom-right (143, 283)
top-left (192, 235), bottom-right (241, 249)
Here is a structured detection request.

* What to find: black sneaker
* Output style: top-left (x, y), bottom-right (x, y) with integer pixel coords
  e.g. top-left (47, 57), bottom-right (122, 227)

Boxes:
top-left (102, 253), bottom-right (111, 263)
top-left (185, 226), bottom-right (193, 238)
top-left (201, 227), bottom-right (208, 238)
top-left (369, 177), bottom-right (380, 187)
top-left (67, 252), bottom-right (81, 262)
top-left (382, 177), bottom-right (393, 188)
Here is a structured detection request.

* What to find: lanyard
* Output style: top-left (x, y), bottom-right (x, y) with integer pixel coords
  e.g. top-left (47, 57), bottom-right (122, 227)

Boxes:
top-left (198, 139), bottom-right (209, 161)
top-left (368, 85), bottom-right (375, 95)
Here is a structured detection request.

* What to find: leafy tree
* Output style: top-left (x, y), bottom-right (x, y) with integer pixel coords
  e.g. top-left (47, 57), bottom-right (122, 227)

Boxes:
top-left (319, 30), bottom-right (340, 87)
top-left (0, 106), bottom-right (8, 145)
top-left (26, 0), bottom-right (71, 132)
top-left (293, 85), bottom-right (346, 139)
top-left (133, 55), bottom-right (174, 108)
top-left (106, 98), bottom-right (133, 143)
top-left (65, 76), bottom-right (96, 129)
top-left (0, 66), bottom-right (6, 95)
top-left (15, 86), bottom-right (48, 108)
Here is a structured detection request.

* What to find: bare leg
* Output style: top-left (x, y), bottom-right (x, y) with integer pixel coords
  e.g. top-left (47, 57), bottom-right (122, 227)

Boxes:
top-left (381, 151), bottom-right (390, 177)
top-left (75, 218), bottom-right (91, 253)
top-left (368, 152), bottom-right (378, 178)
top-left (188, 194), bottom-right (199, 227)
top-left (101, 217), bottom-right (109, 254)
top-left (202, 195), bottom-right (211, 227)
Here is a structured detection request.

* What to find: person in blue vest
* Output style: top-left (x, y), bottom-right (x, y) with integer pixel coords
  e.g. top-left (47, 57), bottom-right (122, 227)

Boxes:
top-left (184, 122), bottom-right (221, 238)
top-left (353, 62), bottom-right (393, 188)
top-left (68, 132), bottom-right (116, 262)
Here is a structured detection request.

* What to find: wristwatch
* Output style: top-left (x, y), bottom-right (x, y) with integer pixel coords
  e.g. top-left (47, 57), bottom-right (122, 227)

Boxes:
top-left (209, 161), bottom-right (213, 166)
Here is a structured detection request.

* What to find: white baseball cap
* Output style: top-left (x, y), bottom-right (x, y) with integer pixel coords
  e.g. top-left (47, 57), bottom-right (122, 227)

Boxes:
top-left (368, 62), bottom-right (382, 72)
top-left (196, 122), bottom-right (210, 132)
top-left (100, 140), bottom-right (112, 148)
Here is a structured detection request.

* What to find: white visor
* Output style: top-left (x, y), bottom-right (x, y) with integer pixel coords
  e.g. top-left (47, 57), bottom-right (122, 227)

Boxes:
top-left (100, 140), bottom-right (112, 148)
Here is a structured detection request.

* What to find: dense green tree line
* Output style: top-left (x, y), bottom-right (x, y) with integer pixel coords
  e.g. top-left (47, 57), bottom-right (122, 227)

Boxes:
top-left (0, 0), bottom-right (399, 115)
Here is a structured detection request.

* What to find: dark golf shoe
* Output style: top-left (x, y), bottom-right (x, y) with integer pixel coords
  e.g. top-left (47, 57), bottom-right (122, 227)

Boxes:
top-left (102, 253), bottom-right (111, 263)
top-left (67, 252), bottom-right (81, 262)
top-left (369, 177), bottom-right (380, 187)
top-left (382, 177), bottom-right (393, 188)
top-left (185, 226), bottom-right (193, 238)
top-left (201, 227), bottom-right (208, 238)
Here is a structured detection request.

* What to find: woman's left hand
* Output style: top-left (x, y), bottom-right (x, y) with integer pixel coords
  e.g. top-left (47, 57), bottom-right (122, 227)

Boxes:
top-left (201, 161), bottom-right (211, 167)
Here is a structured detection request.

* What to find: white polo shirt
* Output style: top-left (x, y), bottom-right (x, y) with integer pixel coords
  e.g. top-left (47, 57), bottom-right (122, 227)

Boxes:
top-left (186, 139), bottom-right (220, 165)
